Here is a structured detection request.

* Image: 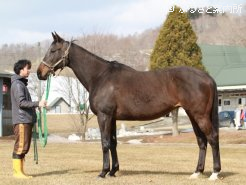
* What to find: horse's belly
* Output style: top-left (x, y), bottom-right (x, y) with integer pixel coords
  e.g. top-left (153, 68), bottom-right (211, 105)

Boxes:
top-left (114, 83), bottom-right (173, 120)
top-left (116, 103), bottom-right (172, 121)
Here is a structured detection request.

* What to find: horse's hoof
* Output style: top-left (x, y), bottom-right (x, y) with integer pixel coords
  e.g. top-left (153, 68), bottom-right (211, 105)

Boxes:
top-left (98, 170), bottom-right (110, 178)
top-left (108, 166), bottom-right (119, 177)
top-left (209, 172), bottom-right (219, 181)
top-left (189, 172), bottom-right (201, 179)
top-left (108, 174), bottom-right (116, 177)
top-left (97, 174), bottom-right (106, 178)
top-left (97, 175), bottom-right (104, 180)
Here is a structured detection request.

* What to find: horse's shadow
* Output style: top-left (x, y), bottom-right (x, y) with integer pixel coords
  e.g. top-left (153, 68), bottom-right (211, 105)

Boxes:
top-left (120, 170), bottom-right (237, 179)
top-left (84, 169), bottom-right (237, 179)
top-left (120, 170), bottom-right (191, 176)
top-left (33, 168), bottom-right (237, 179)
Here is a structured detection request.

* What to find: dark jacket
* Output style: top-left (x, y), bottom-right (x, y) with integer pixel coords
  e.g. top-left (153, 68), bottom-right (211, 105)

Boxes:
top-left (11, 74), bottom-right (39, 124)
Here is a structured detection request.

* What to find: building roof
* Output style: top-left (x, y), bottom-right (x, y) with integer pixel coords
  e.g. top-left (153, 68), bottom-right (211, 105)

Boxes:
top-left (0, 70), bottom-right (13, 78)
top-left (200, 44), bottom-right (246, 87)
top-left (48, 97), bottom-right (70, 108)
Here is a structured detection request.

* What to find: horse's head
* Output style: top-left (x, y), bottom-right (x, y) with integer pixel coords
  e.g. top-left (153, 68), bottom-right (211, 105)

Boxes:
top-left (37, 32), bottom-right (71, 80)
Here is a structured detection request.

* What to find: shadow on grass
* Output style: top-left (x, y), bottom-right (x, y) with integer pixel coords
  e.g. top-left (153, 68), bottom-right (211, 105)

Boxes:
top-left (120, 170), bottom-right (238, 179)
top-left (84, 169), bottom-right (237, 179)
top-left (84, 169), bottom-right (192, 176)
top-left (33, 168), bottom-right (78, 177)
top-left (202, 171), bottom-right (237, 179)
top-left (39, 168), bottom-right (237, 179)
top-left (120, 170), bottom-right (191, 176)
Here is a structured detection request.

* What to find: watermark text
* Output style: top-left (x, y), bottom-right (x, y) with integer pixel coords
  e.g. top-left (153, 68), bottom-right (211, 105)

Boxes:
top-left (169, 4), bottom-right (242, 14)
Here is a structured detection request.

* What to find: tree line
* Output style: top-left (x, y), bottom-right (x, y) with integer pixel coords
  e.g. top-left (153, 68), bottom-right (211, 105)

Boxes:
top-left (0, 8), bottom-right (245, 73)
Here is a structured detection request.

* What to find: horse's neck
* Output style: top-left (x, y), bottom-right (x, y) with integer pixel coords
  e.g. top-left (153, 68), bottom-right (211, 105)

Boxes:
top-left (68, 44), bottom-right (109, 91)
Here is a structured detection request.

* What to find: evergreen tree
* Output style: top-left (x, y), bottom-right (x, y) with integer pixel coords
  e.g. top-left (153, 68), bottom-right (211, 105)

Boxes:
top-left (149, 5), bottom-right (205, 136)
top-left (150, 5), bottom-right (205, 71)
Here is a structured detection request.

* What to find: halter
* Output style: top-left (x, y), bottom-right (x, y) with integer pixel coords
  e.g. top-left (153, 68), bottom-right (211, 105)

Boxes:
top-left (41, 41), bottom-right (72, 77)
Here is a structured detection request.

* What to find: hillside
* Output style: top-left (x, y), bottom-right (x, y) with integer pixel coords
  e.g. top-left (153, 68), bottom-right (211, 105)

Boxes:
top-left (0, 12), bottom-right (245, 73)
top-left (192, 14), bottom-right (246, 46)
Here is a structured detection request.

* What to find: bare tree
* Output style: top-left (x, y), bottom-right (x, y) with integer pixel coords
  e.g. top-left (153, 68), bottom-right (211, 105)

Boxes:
top-left (54, 76), bottom-right (93, 140)
top-left (73, 79), bottom-right (93, 140)
top-left (28, 73), bottom-right (45, 101)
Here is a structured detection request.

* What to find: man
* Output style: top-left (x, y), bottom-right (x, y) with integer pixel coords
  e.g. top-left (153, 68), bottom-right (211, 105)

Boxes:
top-left (11, 59), bottom-right (47, 179)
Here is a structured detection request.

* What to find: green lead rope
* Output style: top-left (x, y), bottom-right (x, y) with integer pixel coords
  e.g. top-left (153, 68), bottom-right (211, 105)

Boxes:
top-left (33, 75), bottom-right (51, 164)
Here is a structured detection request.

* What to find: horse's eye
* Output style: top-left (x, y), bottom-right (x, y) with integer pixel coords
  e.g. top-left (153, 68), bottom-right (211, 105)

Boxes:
top-left (51, 48), bottom-right (61, 53)
top-left (51, 48), bottom-right (57, 53)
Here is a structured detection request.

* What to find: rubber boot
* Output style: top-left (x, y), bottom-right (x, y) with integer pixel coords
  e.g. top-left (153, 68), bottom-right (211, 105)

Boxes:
top-left (13, 159), bottom-right (32, 179)
top-left (21, 159), bottom-right (33, 178)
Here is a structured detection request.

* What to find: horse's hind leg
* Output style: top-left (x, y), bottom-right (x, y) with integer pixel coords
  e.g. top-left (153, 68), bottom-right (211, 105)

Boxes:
top-left (187, 113), bottom-right (208, 179)
top-left (191, 126), bottom-right (208, 178)
top-left (109, 119), bottom-right (119, 176)
top-left (190, 115), bottom-right (221, 180)
top-left (206, 128), bottom-right (221, 180)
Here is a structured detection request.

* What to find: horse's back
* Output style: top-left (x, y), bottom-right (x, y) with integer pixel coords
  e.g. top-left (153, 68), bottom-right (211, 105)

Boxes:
top-left (91, 65), bottom-right (216, 120)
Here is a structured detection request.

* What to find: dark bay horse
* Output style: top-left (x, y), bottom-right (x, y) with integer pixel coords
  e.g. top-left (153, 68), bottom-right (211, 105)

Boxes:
top-left (37, 32), bottom-right (221, 180)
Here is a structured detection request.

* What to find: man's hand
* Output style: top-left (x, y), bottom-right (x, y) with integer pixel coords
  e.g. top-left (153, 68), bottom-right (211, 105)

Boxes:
top-left (39, 100), bottom-right (47, 108)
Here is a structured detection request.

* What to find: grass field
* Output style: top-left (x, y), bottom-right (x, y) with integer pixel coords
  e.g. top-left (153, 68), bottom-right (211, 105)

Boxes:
top-left (45, 114), bottom-right (154, 134)
top-left (1, 140), bottom-right (246, 185)
top-left (1, 115), bottom-right (246, 185)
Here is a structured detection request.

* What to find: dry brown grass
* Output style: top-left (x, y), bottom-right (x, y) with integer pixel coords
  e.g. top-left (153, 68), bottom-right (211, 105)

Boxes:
top-left (140, 129), bottom-right (246, 145)
top-left (1, 140), bottom-right (246, 185)
top-left (2, 115), bottom-right (246, 184)
top-left (46, 114), bottom-right (153, 134)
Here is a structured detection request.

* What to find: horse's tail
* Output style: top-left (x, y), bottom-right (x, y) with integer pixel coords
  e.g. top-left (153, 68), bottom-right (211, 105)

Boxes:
top-left (211, 80), bottom-right (219, 130)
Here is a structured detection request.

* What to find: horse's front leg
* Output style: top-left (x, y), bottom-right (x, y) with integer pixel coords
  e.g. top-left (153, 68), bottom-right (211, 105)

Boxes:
top-left (97, 112), bottom-right (112, 178)
top-left (109, 119), bottom-right (119, 176)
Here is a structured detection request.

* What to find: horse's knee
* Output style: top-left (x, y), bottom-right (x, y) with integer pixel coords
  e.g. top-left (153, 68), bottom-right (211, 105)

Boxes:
top-left (207, 132), bottom-right (219, 147)
top-left (102, 140), bottom-right (110, 151)
top-left (198, 140), bottom-right (207, 150)
top-left (102, 137), bottom-right (117, 152)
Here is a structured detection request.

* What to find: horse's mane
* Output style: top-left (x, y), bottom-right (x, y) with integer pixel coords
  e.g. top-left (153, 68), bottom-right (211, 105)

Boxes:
top-left (72, 41), bottom-right (108, 63)
top-left (73, 41), bottom-right (135, 71)
top-left (109, 60), bottom-right (136, 71)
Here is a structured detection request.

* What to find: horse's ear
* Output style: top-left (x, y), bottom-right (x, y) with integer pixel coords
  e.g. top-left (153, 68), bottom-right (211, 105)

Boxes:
top-left (54, 32), bottom-right (64, 42)
top-left (51, 32), bottom-right (57, 42)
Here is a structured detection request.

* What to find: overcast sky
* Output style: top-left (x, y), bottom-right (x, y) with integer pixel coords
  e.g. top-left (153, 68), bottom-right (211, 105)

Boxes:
top-left (0, 0), bottom-right (245, 45)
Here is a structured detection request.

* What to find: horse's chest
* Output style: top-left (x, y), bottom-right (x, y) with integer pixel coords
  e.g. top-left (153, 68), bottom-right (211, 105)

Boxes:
top-left (89, 88), bottom-right (116, 115)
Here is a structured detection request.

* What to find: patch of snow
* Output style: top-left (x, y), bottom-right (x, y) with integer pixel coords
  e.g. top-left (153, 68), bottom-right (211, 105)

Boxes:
top-left (86, 128), bottom-right (101, 140)
top-left (127, 139), bottom-right (143, 144)
top-left (68, 134), bottom-right (81, 141)
top-left (48, 134), bottom-right (70, 143)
